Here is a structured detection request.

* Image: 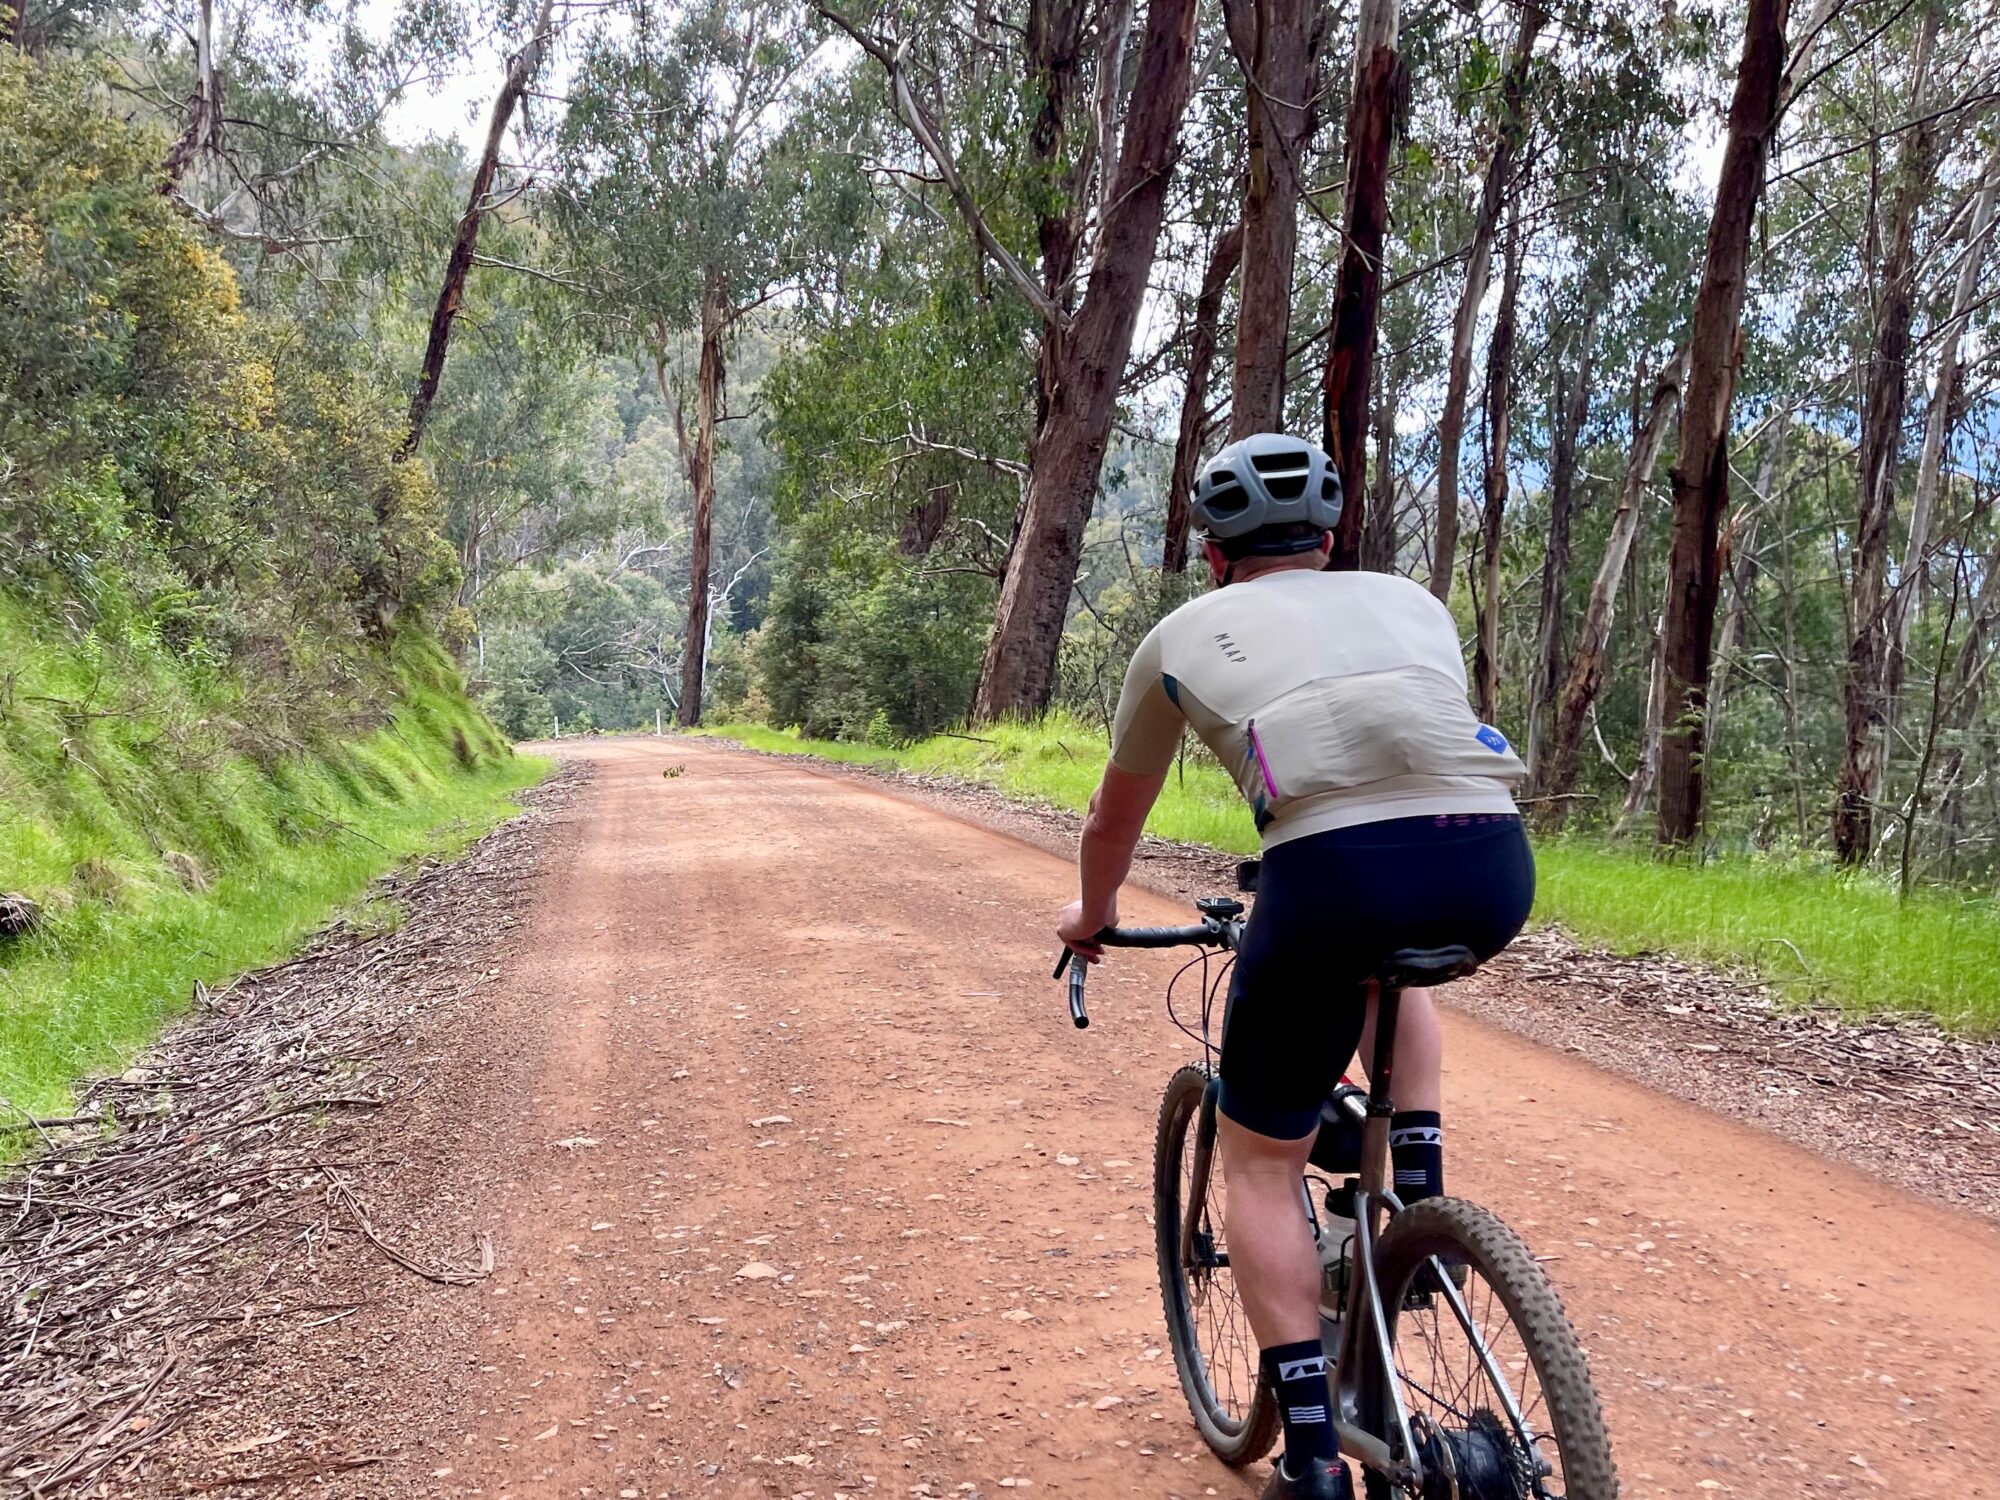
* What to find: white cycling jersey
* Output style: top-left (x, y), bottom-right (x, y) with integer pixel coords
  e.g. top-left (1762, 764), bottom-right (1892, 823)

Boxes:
top-left (1109, 569), bottom-right (1526, 849)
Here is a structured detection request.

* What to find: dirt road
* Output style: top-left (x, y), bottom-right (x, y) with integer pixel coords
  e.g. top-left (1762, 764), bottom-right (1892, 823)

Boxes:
top-left (156, 737), bottom-right (1999, 1499)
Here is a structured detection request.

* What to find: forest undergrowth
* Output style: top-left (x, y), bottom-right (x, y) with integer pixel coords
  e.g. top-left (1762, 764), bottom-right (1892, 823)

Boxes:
top-left (0, 605), bottom-right (547, 1135)
top-left (700, 718), bottom-right (1998, 1031)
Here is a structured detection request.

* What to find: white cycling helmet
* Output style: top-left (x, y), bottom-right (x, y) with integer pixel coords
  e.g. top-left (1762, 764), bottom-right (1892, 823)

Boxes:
top-left (1191, 432), bottom-right (1343, 550)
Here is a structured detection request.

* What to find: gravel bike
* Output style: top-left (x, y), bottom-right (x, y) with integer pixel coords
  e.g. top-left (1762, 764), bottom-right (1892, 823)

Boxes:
top-left (1055, 868), bottom-right (1617, 1500)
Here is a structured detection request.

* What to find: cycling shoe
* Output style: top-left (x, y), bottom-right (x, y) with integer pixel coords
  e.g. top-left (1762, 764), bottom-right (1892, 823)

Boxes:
top-left (1259, 1456), bottom-right (1356, 1500)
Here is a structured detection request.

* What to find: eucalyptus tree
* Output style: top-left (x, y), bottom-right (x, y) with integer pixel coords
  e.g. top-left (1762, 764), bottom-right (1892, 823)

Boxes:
top-left (559, 0), bottom-right (828, 724)
top-left (826, 0), bottom-right (1205, 721)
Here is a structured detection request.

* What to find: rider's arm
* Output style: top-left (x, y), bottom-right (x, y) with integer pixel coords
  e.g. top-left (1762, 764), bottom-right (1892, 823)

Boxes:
top-left (1074, 761), bottom-right (1170, 932)
top-left (1061, 627), bottom-right (1181, 952)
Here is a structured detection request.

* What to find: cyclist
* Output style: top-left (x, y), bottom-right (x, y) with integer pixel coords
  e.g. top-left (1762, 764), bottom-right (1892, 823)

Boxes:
top-left (1055, 433), bottom-right (1534, 1500)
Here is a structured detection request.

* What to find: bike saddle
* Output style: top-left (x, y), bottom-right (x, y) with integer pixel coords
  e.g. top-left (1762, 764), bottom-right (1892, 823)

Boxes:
top-left (1376, 946), bottom-right (1478, 989)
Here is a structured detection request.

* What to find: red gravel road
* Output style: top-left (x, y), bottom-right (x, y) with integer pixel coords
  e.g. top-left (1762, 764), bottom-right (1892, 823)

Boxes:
top-left (147, 737), bottom-right (1999, 1499)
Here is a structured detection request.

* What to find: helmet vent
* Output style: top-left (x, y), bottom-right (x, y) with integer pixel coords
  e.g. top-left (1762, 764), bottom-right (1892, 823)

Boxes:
top-left (1266, 473), bottom-right (1308, 499)
top-left (1321, 475), bottom-right (1337, 498)
top-left (1249, 449), bottom-right (1311, 475)
top-left (1205, 483), bottom-right (1249, 515)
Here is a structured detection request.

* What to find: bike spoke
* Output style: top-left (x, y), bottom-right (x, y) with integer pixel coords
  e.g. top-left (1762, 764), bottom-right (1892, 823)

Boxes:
top-left (1176, 1098), bottom-right (1260, 1430)
top-left (1393, 1261), bottom-right (1570, 1498)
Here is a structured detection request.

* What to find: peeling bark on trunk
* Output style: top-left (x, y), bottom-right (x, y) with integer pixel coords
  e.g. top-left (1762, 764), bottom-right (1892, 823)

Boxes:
top-left (1706, 411), bottom-right (1790, 748)
top-left (1224, 0), bottom-right (1317, 438)
top-left (1536, 345), bottom-right (1689, 828)
top-left (1028, 0), bottom-right (1091, 437)
top-left (400, 0), bottom-right (557, 459)
top-left (677, 272), bottom-right (727, 728)
top-left (1427, 0), bottom-right (1545, 603)
top-left (1526, 305), bottom-right (1596, 782)
top-left (161, 0), bottom-right (221, 186)
top-left (972, 0), bottom-right (1201, 721)
top-left (1163, 224), bottom-right (1243, 573)
top-left (1833, 5), bottom-right (1941, 864)
top-left (1322, 0), bottom-right (1401, 570)
top-left (1473, 216), bottom-right (1522, 725)
top-left (1656, 0), bottom-right (1791, 851)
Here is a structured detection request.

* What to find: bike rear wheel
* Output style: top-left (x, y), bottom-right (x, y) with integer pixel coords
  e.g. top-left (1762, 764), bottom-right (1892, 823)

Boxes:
top-left (1153, 1064), bottom-right (1281, 1467)
top-left (1365, 1196), bottom-right (1618, 1500)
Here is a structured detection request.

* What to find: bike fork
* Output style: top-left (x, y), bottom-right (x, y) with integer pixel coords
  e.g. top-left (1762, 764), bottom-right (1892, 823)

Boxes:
top-left (1179, 1075), bottom-right (1224, 1273)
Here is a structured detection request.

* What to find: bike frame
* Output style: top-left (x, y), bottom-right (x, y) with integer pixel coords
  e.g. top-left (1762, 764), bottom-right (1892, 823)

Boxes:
top-left (1061, 914), bottom-right (1556, 1493)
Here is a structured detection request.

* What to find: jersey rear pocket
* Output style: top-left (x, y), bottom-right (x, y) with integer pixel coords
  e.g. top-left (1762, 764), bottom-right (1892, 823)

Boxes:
top-left (1246, 668), bottom-right (1525, 806)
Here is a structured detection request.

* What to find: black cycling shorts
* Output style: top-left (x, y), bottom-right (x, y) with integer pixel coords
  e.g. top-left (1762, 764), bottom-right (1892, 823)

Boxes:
top-left (1216, 813), bottom-right (1535, 1140)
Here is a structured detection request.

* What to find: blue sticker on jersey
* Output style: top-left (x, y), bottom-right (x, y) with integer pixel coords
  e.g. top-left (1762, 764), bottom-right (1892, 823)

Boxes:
top-left (1476, 725), bottom-right (1509, 754)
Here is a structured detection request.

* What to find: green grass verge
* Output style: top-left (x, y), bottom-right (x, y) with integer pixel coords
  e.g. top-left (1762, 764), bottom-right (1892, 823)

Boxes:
top-left (699, 718), bottom-right (1999, 1031)
top-left (0, 598), bottom-right (548, 1131)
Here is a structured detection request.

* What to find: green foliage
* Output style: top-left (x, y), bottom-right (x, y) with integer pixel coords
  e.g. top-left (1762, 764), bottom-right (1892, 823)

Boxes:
top-left (0, 52), bottom-right (457, 667)
top-left (746, 539), bottom-right (988, 741)
top-left (0, 592), bottom-right (543, 1128)
top-left (699, 716), bottom-right (1999, 1029)
top-left (474, 561), bottom-right (681, 738)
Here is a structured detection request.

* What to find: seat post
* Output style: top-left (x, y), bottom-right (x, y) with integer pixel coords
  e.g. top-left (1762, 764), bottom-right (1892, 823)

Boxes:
top-left (1356, 978), bottom-right (1402, 1203)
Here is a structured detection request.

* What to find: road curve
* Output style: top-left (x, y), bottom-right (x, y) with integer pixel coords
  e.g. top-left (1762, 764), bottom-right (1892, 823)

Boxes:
top-left (166, 736), bottom-right (2000, 1499)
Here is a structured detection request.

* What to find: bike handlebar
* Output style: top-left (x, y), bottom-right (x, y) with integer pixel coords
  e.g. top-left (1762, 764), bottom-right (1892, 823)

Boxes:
top-left (1051, 920), bottom-right (1232, 1029)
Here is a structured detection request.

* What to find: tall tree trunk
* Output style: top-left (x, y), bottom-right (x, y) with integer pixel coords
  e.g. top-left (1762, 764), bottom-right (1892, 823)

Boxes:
top-left (400, 0), bottom-right (557, 458)
top-left (677, 271), bottom-right (727, 728)
top-left (1473, 215), bottom-right (1522, 725)
top-left (1359, 378), bottom-right (1400, 572)
top-left (1163, 224), bottom-right (1243, 572)
top-left (1028, 0), bottom-right (1091, 440)
top-left (1427, 0), bottom-right (1545, 602)
top-left (1536, 345), bottom-right (1690, 827)
top-left (1, 0), bottom-right (22, 47)
top-left (1322, 0), bottom-right (1402, 569)
top-left (1656, 0), bottom-right (1792, 851)
top-left (161, 0), bottom-right (220, 185)
top-left (1833, 5), bottom-right (1941, 864)
top-left (1886, 146), bottom-right (1999, 702)
top-left (1224, 0), bottom-right (1317, 437)
top-left (1935, 538), bottom-right (2000, 864)
top-left (971, 0), bottom-right (1201, 721)
top-left (1706, 411), bottom-right (1790, 747)
top-left (1526, 304), bottom-right (1597, 782)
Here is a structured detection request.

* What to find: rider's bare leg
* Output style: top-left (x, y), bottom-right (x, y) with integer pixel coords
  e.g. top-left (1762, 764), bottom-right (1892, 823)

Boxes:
top-left (1355, 988), bottom-right (1442, 1111)
top-left (1357, 989), bottom-right (1446, 1202)
top-left (1216, 1114), bottom-right (1320, 1348)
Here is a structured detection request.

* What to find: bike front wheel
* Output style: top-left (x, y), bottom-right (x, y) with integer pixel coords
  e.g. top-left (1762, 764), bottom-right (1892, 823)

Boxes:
top-left (1152, 1063), bottom-right (1281, 1467)
top-left (1365, 1195), bottom-right (1618, 1500)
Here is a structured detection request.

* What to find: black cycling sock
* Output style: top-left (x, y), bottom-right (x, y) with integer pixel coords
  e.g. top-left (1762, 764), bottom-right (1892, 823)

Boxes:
top-left (1262, 1339), bottom-right (1336, 1472)
top-left (1390, 1110), bottom-right (1443, 1202)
